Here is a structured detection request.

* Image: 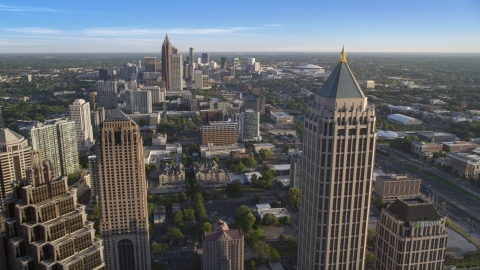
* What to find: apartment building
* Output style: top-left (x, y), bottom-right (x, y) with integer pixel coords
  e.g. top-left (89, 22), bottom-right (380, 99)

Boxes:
top-left (375, 174), bottom-right (421, 200)
top-left (203, 219), bottom-right (244, 270)
top-left (201, 121), bottom-right (238, 146)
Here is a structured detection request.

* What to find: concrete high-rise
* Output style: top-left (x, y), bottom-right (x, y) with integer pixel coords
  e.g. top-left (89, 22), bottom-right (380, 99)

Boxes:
top-left (203, 219), bottom-right (244, 270)
top-left (244, 97), bottom-right (265, 115)
top-left (69, 99), bottom-right (94, 156)
top-left (99, 68), bottom-right (108, 81)
top-left (161, 34), bottom-right (173, 89)
top-left (238, 110), bottom-right (261, 143)
top-left (289, 151), bottom-right (302, 189)
top-left (144, 57), bottom-right (156, 72)
top-left (97, 81), bottom-right (118, 109)
top-left (201, 53), bottom-right (209, 64)
top-left (201, 121), bottom-right (238, 146)
top-left (124, 90), bottom-right (152, 114)
top-left (195, 70), bottom-right (210, 90)
top-left (189, 47), bottom-right (194, 64)
top-left (374, 197), bottom-right (448, 270)
top-left (97, 109), bottom-right (151, 270)
top-left (0, 153), bottom-right (105, 270)
top-left (170, 54), bottom-right (183, 91)
top-left (231, 58), bottom-right (239, 67)
top-left (56, 120), bottom-right (80, 177)
top-left (0, 128), bottom-right (32, 199)
top-left (88, 155), bottom-right (98, 203)
top-left (297, 47), bottom-right (377, 270)
top-left (221, 56), bottom-right (228, 68)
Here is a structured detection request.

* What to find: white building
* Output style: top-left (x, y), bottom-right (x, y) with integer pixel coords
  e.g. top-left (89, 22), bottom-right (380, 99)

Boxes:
top-left (388, 114), bottom-right (423, 126)
top-left (270, 112), bottom-right (294, 124)
top-left (140, 86), bottom-right (165, 104)
top-left (69, 99), bottom-right (94, 156)
top-left (124, 90), bottom-right (152, 114)
top-left (194, 70), bottom-right (210, 90)
top-left (247, 58), bottom-right (255, 65)
top-left (170, 54), bottom-right (183, 91)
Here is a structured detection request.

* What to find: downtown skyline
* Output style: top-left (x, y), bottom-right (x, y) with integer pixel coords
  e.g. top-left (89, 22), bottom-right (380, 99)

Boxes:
top-left (0, 0), bottom-right (479, 53)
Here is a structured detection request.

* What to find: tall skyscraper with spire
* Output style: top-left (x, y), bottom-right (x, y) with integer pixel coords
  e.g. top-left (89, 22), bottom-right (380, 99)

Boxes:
top-left (97, 109), bottom-right (151, 270)
top-left (161, 33), bottom-right (173, 89)
top-left (297, 47), bottom-right (377, 270)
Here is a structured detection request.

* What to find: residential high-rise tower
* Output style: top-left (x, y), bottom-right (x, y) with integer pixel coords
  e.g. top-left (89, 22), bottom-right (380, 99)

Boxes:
top-left (297, 47), bottom-right (377, 270)
top-left (203, 219), bottom-right (244, 270)
top-left (124, 90), bottom-right (152, 114)
top-left (170, 54), bottom-right (183, 91)
top-left (69, 99), bottom-right (94, 156)
top-left (96, 81), bottom-right (118, 109)
top-left (161, 34), bottom-right (173, 89)
top-left (97, 109), bottom-right (151, 270)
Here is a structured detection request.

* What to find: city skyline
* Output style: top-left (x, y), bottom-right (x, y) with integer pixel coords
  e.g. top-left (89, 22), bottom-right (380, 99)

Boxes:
top-left (0, 0), bottom-right (479, 53)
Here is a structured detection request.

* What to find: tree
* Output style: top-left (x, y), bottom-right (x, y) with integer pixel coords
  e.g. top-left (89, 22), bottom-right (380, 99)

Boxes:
top-left (189, 143), bottom-right (199, 155)
top-left (145, 164), bottom-right (156, 175)
top-left (90, 204), bottom-right (100, 236)
top-left (173, 211), bottom-right (183, 225)
top-left (287, 188), bottom-right (301, 208)
top-left (213, 156), bottom-right (220, 163)
top-left (270, 247), bottom-right (281, 261)
top-left (183, 209), bottom-right (195, 221)
top-left (366, 252), bottom-right (374, 263)
top-left (233, 162), bottom-right (246, 173)
top-left (280, 216), bottom-right (292, 225)
top-left (198, 222), bottom-right (212, 235)
top-left (160, 243), bottom-right (169, 254)
top-left (151, 241), bottom-right (161, 256)
top-left (226, 179), bottom-right (244, 198)
top-left (278, 234), bottom-right (287, 241)
top-left (235, 205), bottom-right (256, 233)
top-left (252, 241), bottom-right (271, 259)
top-left (245, 228), bottom-right (266, 246)
top-left (247, 259), bottom-right (256, 270)
top-left (254, 193), bottom-right (260, 203)
top-left (283, 143), bottom-right (291, 152)
top-left (244, 157), bottom-right (257, 168)
top-left (186, 121), bottom-right (196, 129)
top-left (179, 192), bottom-right (188, 202)
top-left (67, 171), bottom-right (82, 185)
top-left (262, 213), bottom-right (279, 226)
top-left (168, 228), bottom-right (184, 243)
top-left (194, 193), bottom-right (207, 219)
top-left (259, 148), bottom-right (271, 160)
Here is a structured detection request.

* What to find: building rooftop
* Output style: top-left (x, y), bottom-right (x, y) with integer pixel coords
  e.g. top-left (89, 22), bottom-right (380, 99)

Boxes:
top-left (0, 128), bottom-right (24, 143)
top-left (317, 47), bottom-right (365, 99)
top-left (104, 108), bottom-right (130, 122)
top-left (271, 112), bottom-right (293, 117)
top-left (297, 64), bottom-right (323, 69)
top-left (387, 198), bottom-right (441, 222)
top-left (376, 174), bottom-right (419, 181)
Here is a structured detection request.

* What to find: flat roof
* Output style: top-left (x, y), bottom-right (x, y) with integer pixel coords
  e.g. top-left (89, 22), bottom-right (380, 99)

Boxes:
top-left (271, 112), bottom-right (293, 117)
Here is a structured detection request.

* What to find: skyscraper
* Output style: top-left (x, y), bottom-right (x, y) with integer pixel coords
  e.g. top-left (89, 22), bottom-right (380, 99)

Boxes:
top-left (161, 33), bottom-right (173, 89)
top-left (144, 57), bottom-right (156, 72)
top-left (0, 128), bottom-right (32, 199)
top-left (97, 81), bottom-right (118, 109)
top-left (56, 120), bottom-right (80, 177)
top-left (99, 68), bottom-right (108, 81)
top-left (289, 151), bottom-right (302, 189)
top-left (0, 153), bottom-right (105, 270)
top-left (201, 53), bottom-right (209, 64)
top-left (97, 109), bottom-right (151, 270)
top-left (70, 99), bottom-right (94, 156)
top-left (88, 155), bottom-right (98, 203)
top-left (189, 47), bottom-right (194, 65)
top-left (170, 54), bottom-right (183, 91)
top-left (124, 90), bottom-right (152, 114)
top-left (238, 110), bottom-right (261, 143)
top-left (221, 56), bottom-right (228, 68)
top-left (297, 47), bottom-right (376, 270)
top-left (374, 197), bottom-right (448, 270)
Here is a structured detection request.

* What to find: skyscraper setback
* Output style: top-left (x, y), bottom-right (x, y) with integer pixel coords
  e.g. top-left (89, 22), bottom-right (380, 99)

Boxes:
top-left (161, 33), bottom-right (173, 89)
top-left (297, 47), bottom-right (377, 270)
top-left (97, 109), bottom-right (151, 270)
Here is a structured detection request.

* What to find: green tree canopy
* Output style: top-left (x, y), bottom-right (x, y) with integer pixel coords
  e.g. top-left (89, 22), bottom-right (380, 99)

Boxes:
top-left (252, 241), bottom-right (271, 259)
top-left (198, 222), bottom-right (212, 235)
top-left (168, 228), bottom-right (185, 243)
top-left (287, 188), bottom-right (300, 208)
top-left (235, 205), bottom-right (256, 233)
top-left (226, 179), bottom-right (244, 198)
top-left (270, 247), bottom-right (281, 261)
top-left (173, 211), bottom-right (183, 225)
top-left (259, 148), bottom-right (271, 160)
top-left (183, 209), bottom-right (195, 221)
top-left (244, 157), bottom-right (257, 168)
top-left (262, 213), bottom-right (279, 226)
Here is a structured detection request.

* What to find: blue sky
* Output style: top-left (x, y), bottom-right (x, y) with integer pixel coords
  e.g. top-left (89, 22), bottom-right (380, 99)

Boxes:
top-left (0, 0), bottom-right (479, 53)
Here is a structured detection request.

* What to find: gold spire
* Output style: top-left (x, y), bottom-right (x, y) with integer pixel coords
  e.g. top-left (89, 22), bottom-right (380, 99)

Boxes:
top-left (340, 45), bottom-right (346, 63)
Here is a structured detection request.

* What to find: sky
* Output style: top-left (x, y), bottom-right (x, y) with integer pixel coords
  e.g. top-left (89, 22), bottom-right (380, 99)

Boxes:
top-left (0, 0), bottom-right (479, 53)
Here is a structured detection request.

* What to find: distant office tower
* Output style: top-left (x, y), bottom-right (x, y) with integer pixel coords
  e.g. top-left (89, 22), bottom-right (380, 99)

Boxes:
top-left (91, 107), bottom-right (106, 138)
top-left (201, 53), bottom-right (209, 64)
top-left (29, 120), bottom-right (79, 178)
top-left (125, 63), bottom-right (134, 79)
top-left (124, 90), bottom-right (152, 114)
top-left (374, 197), bottom-right (448, 270)
top-left (0, 154), bottom-right (105, 270)
top-left (297, 48), bottom-right (377, 270)
top-left (247, 58), bottom-right (255, 65)
top-left (138, 59), bottom-right (141, 68)
top-left (172, 46), bottom-right (179, 54)
top-left (289, 151), bottom-right (302, 188)
top-left (141, 86), bottom-right (166, 104)
top-left (203, 219), bottom-right (244, 270)
top-left (221, 56), bottom-right (228, 68)
top-left (145, 57), bottom-right (156, 72)
top-left (90, 92), bottom-right (97, 109)
top-left (209, 61), bottom-right (217, 69)
top-left (244, 97), bottom-right (265, 115)
top-left (125, 80), bottom-right (138, 90)
top-left (231, 58), bottom-right (239, 67)
top-left (194, 70), bottom-right (210, 90)
top-left (200, 110), bottom-right (226, 124)
top-left (0, 106), bottom-right (4, 128)
top-left (97, 109), bottom-right (151, 270)
top-left (201, 121), bottom-right (238, 146)
top-left (238, 110), bottom-right (261, 143)
top-left (170, 54), bottom-right (183, 91)
top-left (230, 67), bottom-right (235, 76)
top-left (162, 34), bottom-right (173, 89)
top-left (97, 81), bottom-right (118, 109)
top-left (99, 68), bottom-right (108, 81)
top-left (189, 47), bottom-right (194, 64)
top-left (69, 99), bottom-right (94, 156)
top-left (0, 128), bottom-right (32, 198)
top-left (88, 155), bottom-right (98, 203)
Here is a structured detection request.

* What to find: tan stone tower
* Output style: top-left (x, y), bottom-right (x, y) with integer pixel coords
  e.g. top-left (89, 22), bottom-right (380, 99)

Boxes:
top-left (297, 47), bottom-right (377, 270)
top-left (97, 109), bottom-right (151, 270)
top-left (161, 33), bottom-right (173, 89)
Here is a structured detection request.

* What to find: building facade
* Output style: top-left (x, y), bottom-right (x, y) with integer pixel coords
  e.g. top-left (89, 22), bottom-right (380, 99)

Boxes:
top-left (140, 86), bottom-right (166, 104)
top-left (417, 131), bottom-right (456, 143)
top-left (270, 111), bottom-right (294, 124)
top-left (203, 219), bottom-right (244, 270)
top-left (69, 99), bottom-right (94, 156)
top-left (410, 141), bottom-right (443, 154)
top-left (289, 151), bottom-right (302, 189)
top-left (124, 90), bottom-right (152, 114)
top-left (88, 155), bottom-right (98, 203)
top-left (201, 121), bottom-right (238, 146)
top-left (97, 109), bottom-right (151, 270)
top-left (194, 70), bottom-right (210, 90)
top-left (298, 48), bottom-right (377, 270)
top-left (0, 128), bottom-right (32, 198)
top-left (244, 97), bottom-right (265, 116)
top-left (445, 152), bottom-right (480, 179)
top-left (144, 57), bottom-right (156, 72)
top-left (0, 154), bottom-right (105, 270)
top-left (375, 174), bottom-right (421, 200)
top-left (96, 81), bottom-right (118, 109)
top-left (221, 56), bottom-right (228, 68)
top-left (374, 197), bottom-right (448, 270)
top-left (238, 110), bottom-right (261, 143)
top-left (201, 53), bottom-right (210, 64)
top-left (56, 120), bottom-right (80, 177)
top-left (161, 34), bottom-right (173, 89)
top-left (193, 161), bottom-right (228, 188)
top-left (170, 54), bottom-right (183, 91)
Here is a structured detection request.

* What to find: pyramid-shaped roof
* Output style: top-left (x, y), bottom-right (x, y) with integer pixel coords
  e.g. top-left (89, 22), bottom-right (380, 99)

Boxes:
top-left (0, 128), bottom-right (24, 143)
top-left (317, 47), bottom-right (365, 99)
top-left (163, 33), bottom-right (171, 46)
top-left (387, 198), bottom-right (441, 222)
top-left (105, 108), bottom-right (130, 122)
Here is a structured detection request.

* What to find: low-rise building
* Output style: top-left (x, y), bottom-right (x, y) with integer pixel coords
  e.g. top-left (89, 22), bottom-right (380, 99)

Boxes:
top-left (149, 163), bottom-right (186, 194)
top-left (417, 131), bottom-right (456, 143)
top-left (200, 144), bottom-right (245, 159)
top-left (445, 152), bottom-right (480, 179)
top-left (410, 141), bottom-right (443, 153)
top-left (230, 150), bottom-right (254, 161)
top-left (375, 174), bottom-right (421, 200)
top-left (388, 114), bottom-right (423, 126)
top-left (441, 141), bottom-right (477, 152)
top-left (270, 112), bottom-right (294, 124)
top-left (253, 143), bottom-right (275, 153)
top-left (255, 204), bottom-right (290, 219)
top-left (194, 161), bottom-right (228, 188)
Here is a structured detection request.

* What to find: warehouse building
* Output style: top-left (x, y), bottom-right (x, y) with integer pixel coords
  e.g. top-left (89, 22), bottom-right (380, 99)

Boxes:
top-left (388, 114), bottom-right (423, 126)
